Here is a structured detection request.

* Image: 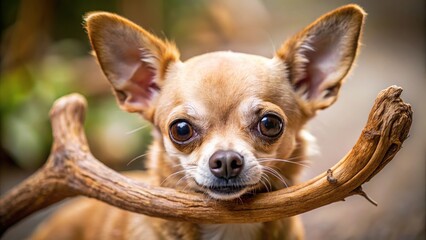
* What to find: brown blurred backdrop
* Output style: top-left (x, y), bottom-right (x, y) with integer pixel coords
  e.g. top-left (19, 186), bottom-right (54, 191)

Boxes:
top-left (1, 0), bottom-right (424, 239)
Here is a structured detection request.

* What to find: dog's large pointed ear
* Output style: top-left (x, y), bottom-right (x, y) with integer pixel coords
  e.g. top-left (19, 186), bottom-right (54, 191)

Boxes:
top-left (276, 5), bottom-right (365, 115)
top-left (84, 12), bottom-right (180, 120)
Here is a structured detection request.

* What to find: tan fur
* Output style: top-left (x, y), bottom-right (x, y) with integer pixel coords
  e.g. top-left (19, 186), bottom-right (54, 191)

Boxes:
top-left (32, 5), bottom-right (365, 240)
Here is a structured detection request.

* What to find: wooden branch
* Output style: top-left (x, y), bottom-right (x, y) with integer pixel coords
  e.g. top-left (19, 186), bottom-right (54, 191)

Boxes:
top-left (0, 86), bottom-right (412, 236)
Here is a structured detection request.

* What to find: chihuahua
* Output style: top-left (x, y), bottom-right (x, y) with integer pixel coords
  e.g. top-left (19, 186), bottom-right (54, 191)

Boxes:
top-left (32, 4), bottom-right (365, 240)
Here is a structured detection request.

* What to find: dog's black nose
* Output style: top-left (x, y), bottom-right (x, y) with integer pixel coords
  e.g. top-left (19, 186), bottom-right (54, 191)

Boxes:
top-left (209, 150), bottom-right (244, 180)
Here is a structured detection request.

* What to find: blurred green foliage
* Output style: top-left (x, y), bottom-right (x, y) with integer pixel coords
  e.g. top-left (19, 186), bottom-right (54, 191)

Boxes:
top-left (0, 1), bottom-right (158, 170)
top-left (1, 0), bottom-right (118, 45)
top-left (0, 43), bottom-right (153, 169)
top-left (0, 45), bottom-right (85, 168)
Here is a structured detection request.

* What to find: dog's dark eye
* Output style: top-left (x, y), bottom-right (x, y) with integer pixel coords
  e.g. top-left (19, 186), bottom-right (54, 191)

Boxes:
top-left (258, 114), bottom-right (284, 138)
top-left (169, 120), bottom-right (194, 143)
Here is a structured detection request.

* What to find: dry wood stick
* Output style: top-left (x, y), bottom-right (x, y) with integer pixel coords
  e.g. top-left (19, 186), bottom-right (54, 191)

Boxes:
top-left (0, 86), bottom-right (412, 236)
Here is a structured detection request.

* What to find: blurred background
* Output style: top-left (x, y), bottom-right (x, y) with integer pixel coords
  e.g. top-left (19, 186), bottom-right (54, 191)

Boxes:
top-left (0, 0), bottom-right (424, 239)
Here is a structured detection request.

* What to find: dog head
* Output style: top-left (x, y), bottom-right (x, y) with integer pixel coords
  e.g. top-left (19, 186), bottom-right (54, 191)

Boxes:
top-left (85, 5), bottom-right (365, 200)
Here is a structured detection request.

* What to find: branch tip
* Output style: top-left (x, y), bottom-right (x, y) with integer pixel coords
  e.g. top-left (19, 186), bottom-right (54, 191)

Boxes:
top-left (352, 186), bottom-right (378, 206)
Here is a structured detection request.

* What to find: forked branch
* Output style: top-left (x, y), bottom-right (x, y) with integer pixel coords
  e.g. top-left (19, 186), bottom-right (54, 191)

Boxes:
top-left (0, 86), bottom-right (412, 236)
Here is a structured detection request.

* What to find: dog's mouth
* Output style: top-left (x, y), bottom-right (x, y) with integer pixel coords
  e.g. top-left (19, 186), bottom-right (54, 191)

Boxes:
top-left (208, 185), bottom-right (246, 195)
top-left (206, 185), bottom-right (247, 200)
top-left (200, 183), bottom-right (258, 200)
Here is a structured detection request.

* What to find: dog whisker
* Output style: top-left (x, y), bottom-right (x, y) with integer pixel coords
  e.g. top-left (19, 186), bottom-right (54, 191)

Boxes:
top-left (262, 166), bottom-right (289, 188)
top-left (180, 177), bottom-right (197, 193)
top-left (125, 125), bottom-right (150, 135)
top-left (126, 153), bottom-right (149, 166)
top-left (257, 157), bottom-right (311, 168)
top-left (160, 169), bottom-right (189, 186)
top-left (260, 174), bottom-right (272, 192)
top-left (259, 155), bottom-right (303, 162)
top-left (176, 176), bottom-right (191, 189)
top-left (201, 191), bottom-right (214, 203)
top-left (127, 149), bottom-right (169, 167)
top-left (236, 196), bottom-right (244, 205)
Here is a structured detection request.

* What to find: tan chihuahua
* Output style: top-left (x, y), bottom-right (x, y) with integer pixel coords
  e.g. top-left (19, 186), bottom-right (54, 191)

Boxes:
top-left (32, 4), bottom-right (365, 240)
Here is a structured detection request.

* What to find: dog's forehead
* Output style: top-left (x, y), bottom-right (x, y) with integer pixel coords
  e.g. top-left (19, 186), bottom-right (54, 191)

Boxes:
top-left (182, 51), bottom-right (275, 85)
top-left (173, 51), bottom-right (290, 107)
